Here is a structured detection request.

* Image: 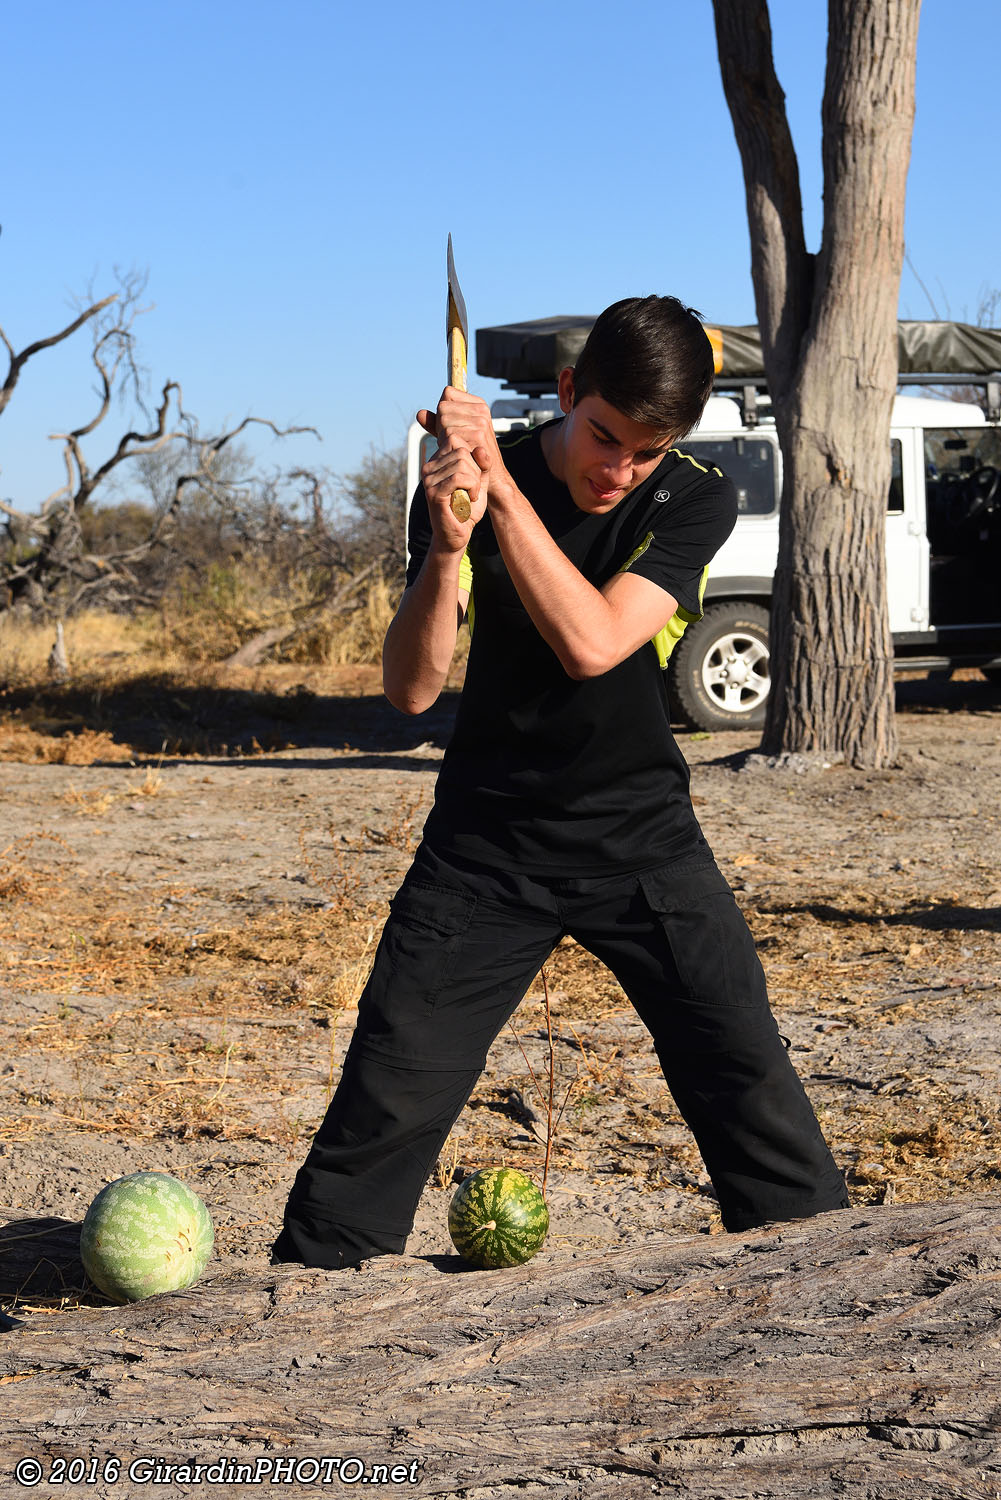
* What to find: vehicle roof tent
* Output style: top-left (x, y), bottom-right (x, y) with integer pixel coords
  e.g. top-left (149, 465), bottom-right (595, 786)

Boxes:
top-left (476, 318), bottom-right (1001, 392)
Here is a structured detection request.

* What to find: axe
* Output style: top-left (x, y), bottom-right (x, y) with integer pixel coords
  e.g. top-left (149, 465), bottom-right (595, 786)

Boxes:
top-left (446, 234), bottom-right (472, 521)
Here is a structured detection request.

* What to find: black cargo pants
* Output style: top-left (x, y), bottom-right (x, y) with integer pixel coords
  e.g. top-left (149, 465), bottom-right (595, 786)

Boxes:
top-left (271, 840), bottom-right (848, 1267)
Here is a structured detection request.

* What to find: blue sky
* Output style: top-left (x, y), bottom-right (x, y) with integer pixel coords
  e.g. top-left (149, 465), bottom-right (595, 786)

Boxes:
top-left (2, 0), bottom-right (998, 513)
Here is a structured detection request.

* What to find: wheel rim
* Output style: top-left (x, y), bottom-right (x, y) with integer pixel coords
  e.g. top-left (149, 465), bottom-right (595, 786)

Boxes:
top-left (701, 630), bottom-right (770, 714)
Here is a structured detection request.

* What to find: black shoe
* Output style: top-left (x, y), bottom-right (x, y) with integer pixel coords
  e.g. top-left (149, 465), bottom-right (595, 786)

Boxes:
top-left (269, 1221), bottom-right (378, 1270)
top-left (269, 1227), bottom-right (301, 1266)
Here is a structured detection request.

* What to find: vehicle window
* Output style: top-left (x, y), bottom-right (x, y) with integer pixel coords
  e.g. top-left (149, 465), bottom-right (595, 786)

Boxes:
top-left (677, 438), bottom-right (778, 515)
top-left (887, 439), bottom-right (903, 513)
top-left (924, 427), bottom-right (1001, 484)
top-left (923, 426), bottom-right (1001, 557)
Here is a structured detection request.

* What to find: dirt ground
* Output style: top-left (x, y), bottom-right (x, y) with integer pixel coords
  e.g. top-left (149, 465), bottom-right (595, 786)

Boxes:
top-left (1, 665), bottom-right (999, 1306)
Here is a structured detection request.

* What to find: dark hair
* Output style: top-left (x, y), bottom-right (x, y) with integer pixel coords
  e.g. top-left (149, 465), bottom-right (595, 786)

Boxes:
top-left (571, 295), bottom-right (714, 440)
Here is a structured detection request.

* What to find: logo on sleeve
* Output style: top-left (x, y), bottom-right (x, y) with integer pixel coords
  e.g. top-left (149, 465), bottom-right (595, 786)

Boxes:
top-left (654, 489), bottom-right (671, 503)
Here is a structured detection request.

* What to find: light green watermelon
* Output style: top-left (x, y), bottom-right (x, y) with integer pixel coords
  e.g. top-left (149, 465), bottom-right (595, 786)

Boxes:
top-left (80, 1172), bottom-right (214, 1303)
top-left (448, 1167), bottom-right (549, 1269)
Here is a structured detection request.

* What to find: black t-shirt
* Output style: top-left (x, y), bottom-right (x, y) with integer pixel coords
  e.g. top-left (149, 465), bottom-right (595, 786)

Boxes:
top-left (405, 421), bottom-right (737, 873)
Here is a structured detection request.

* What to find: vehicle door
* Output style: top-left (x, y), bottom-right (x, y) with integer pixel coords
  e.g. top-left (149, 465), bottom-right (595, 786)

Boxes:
top-left (884, 430), bottom-right (930, 634)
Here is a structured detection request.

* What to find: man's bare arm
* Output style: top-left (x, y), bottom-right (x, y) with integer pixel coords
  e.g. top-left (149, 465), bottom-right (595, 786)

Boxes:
top-left (485, 475), bottom-right (678, 679)
top-left (382, 426), bottom-right (483, 716)
top-left (383, 554), bottom-right (469, 715)
top-left (429, 386), bottom-right (679, 679)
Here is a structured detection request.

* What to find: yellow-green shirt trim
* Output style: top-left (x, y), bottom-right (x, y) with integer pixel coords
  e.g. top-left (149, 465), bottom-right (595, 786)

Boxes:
top-left (617, 533), bottom-right (709, 667)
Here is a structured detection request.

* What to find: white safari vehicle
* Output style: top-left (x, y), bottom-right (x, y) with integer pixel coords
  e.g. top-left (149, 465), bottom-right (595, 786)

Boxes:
top-left (406, 318), bottom-right (1001, 732)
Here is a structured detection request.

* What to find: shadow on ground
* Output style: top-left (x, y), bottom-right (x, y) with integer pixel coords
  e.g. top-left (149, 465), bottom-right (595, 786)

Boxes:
top-left (759, 898), bottom-right (1001, 934)
top-left (0, 677), bottom-right (462, 757)
top-left (0, 1216), bottom-right (90, 1303)
top-left (2, 670), bottom-right (998, 761)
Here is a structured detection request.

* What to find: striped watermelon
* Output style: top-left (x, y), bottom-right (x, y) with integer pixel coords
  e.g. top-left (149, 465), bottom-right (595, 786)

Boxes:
top-left (80, 1171), bottom-right (214, 1303)
top-left (448, 1167), bottom-right (549, 1269)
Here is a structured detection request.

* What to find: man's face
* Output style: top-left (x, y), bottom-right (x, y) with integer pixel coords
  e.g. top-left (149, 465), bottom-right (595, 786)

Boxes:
top-left (546, 369), bottom-right (673, 514)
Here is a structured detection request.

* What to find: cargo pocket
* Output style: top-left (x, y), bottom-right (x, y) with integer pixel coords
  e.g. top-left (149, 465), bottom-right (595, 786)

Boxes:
top-left (384, 881), bottom-right (477, 1011)
top-left (638, 860), bottom-right (765, 1009)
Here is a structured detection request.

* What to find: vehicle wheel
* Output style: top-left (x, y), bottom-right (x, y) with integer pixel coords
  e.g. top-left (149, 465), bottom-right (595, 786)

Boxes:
top-left (669, 602), bottom-right (771, 731)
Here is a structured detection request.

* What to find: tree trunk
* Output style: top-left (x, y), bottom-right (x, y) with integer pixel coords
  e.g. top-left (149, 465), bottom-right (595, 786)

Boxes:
top-left (3, 1200), bottom-right (1001, 1497)
top-left (713, 0), bottom-right (922, 767)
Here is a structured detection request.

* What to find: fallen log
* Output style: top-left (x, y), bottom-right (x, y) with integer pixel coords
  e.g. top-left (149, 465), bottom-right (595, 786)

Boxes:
top-left (220, 623), bottom-right (294, 670)
top-left (2, 1199), bottom-right (1000, 1498)
top-left (220, 560), bottom-right (382, 670)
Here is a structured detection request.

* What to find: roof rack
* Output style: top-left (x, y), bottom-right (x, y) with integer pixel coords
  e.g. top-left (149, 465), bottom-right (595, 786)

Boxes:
top-left (477, 318), bottom-right (1001, 421)
top-left (710, 379), bottom-right (769, 428)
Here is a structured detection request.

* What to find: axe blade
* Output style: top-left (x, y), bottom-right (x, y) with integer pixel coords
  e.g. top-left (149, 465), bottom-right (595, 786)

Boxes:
top-left (446, 232), bottom-right (468, 368)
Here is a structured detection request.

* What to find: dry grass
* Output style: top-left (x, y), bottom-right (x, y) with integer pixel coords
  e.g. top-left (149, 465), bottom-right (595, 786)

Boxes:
top-left (146, 566), bottom-right (402, 667)
top-left (287, 571), bottom-right (398, 666)
top-left (0, 610), bottom-right (148, 681)
top-left (0, 580), bottom-right (406, 684)
top-left (150, 562), bottom-right (310, 664)
top-left (0, 726), bottom-right (135, 766)
top-left (1, 629), bottom-right (997, 1240)
top-left (0, 833), bottom-right (75, 904)
top-left (59, 759), bottom-right (166, 816)
top-left (0, 590), bottom-right (464, 764)
top-left (1, 816), bottom-right (997, 1207)
top-left (0, 855), bottom-right (383, 1148)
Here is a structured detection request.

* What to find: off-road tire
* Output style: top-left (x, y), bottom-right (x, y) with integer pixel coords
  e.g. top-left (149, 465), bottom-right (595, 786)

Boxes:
top-left (669, 602), bottom-right (771, 732)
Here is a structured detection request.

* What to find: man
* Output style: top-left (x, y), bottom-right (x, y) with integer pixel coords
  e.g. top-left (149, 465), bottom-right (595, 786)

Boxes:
top-left (271, 295), bottom-right (848, 1269)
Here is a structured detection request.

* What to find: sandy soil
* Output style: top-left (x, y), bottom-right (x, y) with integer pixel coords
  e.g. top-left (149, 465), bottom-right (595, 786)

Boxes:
top-left (1, 667), bottom-right (999, 1299)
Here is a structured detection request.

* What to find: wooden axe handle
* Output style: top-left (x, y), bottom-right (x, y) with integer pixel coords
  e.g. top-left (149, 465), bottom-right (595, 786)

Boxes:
top-left (448, 327), bottom-right (471, 521)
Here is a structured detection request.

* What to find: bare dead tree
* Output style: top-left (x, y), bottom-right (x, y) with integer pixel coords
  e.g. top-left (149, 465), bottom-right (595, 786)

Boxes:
top-left (335, 444), bottom-right (408, 578)
top-left (269, 467), bottom-right (356, 579)
top-left (0, 273), bottom-right (317, 616)
top-left (214, 466), bottom-right (397, 669)
top-left (712, 0), bottom-right (922, 767)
